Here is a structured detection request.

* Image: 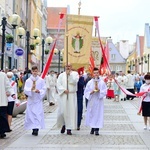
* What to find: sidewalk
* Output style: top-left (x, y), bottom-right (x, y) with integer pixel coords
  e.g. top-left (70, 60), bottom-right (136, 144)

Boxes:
top-left (1, 98), bottom-right (150, 150)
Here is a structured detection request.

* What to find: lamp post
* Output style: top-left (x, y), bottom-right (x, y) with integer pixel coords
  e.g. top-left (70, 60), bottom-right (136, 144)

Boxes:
top-left (58, 50), bottom-right (61, 73)
top-left (36, 36), bottom-right (53, 72)
top-left (42, 39), bottom-right (45, 72)
top-left (54, 48), bottom-right (64, 73)
top-left (0, 14), bottom-right (21, 70)
top-left (17, 27), bottom-right (40, 77)
top-left (1, 17), bottom-right (7, 70)
top-left (148, 54), bottom-right (149, 72)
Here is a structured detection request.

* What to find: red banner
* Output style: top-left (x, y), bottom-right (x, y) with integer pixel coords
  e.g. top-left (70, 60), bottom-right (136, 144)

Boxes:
top-left (41, 14), bottom-right (64, 79)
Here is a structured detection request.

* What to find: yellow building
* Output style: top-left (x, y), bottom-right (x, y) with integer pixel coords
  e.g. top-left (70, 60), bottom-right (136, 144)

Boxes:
top-left (126, 50), bottom-right (136, 74)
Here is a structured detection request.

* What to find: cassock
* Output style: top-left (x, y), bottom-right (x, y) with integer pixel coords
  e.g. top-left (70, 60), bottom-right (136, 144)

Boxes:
top-left (24, 75), bottom-right (46, 130)
top-left (57, 71), bottom-right (79, 130)
top-left (45, 74), bottom-right (57, 104)
top-left (84, 78), bottom-right (107, 128)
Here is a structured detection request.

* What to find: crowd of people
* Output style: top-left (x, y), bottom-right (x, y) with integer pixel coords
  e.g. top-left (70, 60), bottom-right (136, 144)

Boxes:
top-left (1, 64), bottom-right (150, 139)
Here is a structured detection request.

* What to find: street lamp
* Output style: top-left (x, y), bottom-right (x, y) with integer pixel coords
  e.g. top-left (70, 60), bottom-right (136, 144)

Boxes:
top-left (17, 27), bottom-right (40, 76)
top-left (0, 14), bottom-right (21, 70)
top-left (54, 48), bottom-right (64, 73)
top-left (35, 36), bottom-right (53, 71)
top-left (148, 54), bottom-right (150, 72)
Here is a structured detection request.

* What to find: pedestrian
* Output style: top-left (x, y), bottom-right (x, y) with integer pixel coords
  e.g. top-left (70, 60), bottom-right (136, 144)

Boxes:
top-left (84, 67), bottom-right (107, 136)
top-left (6, 71), bottom-right (18, 130)
top-left (77, 71), bottom-right (85, 130)
top-left (134, 77), bottom-right (143, 93)
top-left (106, 74), bottom-right (115, 99)
top-left (118, 71), bottom-right (127, 101)
top-left (45, 70), bottom-right (57, 106)
top-left (113, 73), bottom-right (121, 102)
top-left (56, 63), bottom-right (79, 135)
top-left (0, 71), bottom-right (16, 138)
top-left (24, 66), bottom-right (46, 136)
top-left (126, 70), bottom-right (135, 100)
top-left (139, 73), bottom-right (150, 130)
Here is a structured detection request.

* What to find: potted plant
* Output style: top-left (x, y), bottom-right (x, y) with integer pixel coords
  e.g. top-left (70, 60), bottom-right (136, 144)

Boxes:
top-left (6, 34), bottom-right (14, 43)
top-left (30, 44), bottom-right (35, 50)
top-left (45, 49), bottom-right (49, 55)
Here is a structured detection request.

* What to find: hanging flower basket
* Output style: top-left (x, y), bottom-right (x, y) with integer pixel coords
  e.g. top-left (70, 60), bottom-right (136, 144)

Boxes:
top-left (6, 34), bottom-right (14, 43)
top-left (45, 49), bottom-right (49, 55)
top-left (30, 44), bottom-right (35, 50)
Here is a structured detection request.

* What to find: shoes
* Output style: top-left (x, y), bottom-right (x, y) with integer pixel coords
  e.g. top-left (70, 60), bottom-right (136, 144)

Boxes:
top-left (90, 128), bottom-right (95, 134)
top-left (61, 125), bottom-right (66, 134)
top-left (49, 102), bottom-right (55, 106)
top-left (0, 133), bottom-right (6, 138)
top-left (32, 129), bottom-right (39, 136)
top-left (95, 131), bottom-right (99, 136)
top-left (67, 130), bottom-right (72, 135)
top-left (143, 126), bottom-right (147, 130)
top-left (121, 99), bottom-right (123, 101)
top-left (77, 127), bottom-right (80, 130)
top-left (124, 98), bottom-right (126, 101)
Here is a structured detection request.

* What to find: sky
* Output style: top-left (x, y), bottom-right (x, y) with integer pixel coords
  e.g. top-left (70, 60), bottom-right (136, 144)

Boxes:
top-left (47, 0), bottom-right (150, 44)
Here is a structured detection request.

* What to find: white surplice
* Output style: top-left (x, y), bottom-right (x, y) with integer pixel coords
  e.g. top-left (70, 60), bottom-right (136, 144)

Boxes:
top-left (24, 75), bottom-right (46, 130)
top-left (84, 78), bottom-right (107, 128)
top-left (45, 74), bottom-right (57, 103)
top-left (56, 71), bottom-right (79, 130)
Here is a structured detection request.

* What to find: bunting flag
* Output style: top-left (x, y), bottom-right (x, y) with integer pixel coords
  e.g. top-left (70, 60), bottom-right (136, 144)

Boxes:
top-left (41, 13), bottom-right (64, 79)
top-left (63, 14), bottom-right (93, 69)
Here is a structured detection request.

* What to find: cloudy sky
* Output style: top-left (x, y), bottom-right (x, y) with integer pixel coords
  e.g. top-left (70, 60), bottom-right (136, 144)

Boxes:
top-left (47, 0), bottom-right (150, 44)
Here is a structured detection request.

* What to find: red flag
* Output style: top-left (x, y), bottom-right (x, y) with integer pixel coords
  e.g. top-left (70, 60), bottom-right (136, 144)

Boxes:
top-left (41, 42), bottom-right (56, 79)
top-left (41, 13), bottom-right (64, 79)
top-left (89, 48), bottom-right (95, 70)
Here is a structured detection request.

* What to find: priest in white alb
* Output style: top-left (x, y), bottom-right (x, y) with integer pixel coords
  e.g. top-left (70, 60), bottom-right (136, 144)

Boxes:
top-left (56, 63), bottom-right (79, 135)
top-left (84, 67), bottom-right (107, 136)
top-left (24, 66), bottom-right (46, 136)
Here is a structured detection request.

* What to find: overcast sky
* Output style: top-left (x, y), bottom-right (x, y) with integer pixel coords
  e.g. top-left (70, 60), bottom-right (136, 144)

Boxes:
top-left (47, 0), bottom-right (150, 44)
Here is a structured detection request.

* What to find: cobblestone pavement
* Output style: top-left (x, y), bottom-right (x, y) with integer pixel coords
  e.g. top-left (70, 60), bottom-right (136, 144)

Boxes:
top-left (2, 98), bottom-right (150, 150)
top-left (0, 100), bottom-right (57, 150)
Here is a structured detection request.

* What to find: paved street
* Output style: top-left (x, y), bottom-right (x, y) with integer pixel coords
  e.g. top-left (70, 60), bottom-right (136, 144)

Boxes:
top-left (1, 98), bottom-right (150, 150)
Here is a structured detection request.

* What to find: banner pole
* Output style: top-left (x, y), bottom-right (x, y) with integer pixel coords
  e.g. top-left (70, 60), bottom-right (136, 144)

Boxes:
top-left (66, 15), bottom-right (69, 100)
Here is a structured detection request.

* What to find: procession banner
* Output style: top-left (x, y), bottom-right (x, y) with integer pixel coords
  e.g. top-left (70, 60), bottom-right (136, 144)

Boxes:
top-left (91, 37), bottom-right (102, 68)
top-left (63, 14), bottom-right (93, 69)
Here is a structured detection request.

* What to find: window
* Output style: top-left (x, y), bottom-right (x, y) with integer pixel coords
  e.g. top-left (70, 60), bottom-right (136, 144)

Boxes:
top-left (116, 65), bottom-right (122, 71)
top-left (111, 54), bottom-right (115, 60)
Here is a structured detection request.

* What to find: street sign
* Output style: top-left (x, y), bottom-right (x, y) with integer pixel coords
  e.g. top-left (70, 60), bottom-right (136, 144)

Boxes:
top-left (15, 48), bottom-right (24, 56)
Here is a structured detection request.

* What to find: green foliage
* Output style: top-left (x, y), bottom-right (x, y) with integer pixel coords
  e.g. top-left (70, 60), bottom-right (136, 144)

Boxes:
top-left (6, 34), bottom-right (14, 43)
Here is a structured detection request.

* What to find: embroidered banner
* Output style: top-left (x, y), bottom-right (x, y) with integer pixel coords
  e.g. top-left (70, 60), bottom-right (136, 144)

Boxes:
top-left (63, 14), bottom-right (93, 69)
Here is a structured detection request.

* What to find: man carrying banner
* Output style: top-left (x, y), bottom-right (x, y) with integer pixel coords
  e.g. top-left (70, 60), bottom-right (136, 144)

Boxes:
top-left (56, 63), bottom-right (79, 135)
